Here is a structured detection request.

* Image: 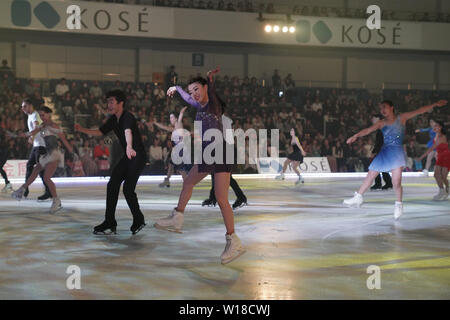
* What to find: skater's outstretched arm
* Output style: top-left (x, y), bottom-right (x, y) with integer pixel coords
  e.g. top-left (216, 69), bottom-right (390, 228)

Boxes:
top-left (176, 106), bottom-right (188, 128)
top-left (346, 121), bottom-right (384, 144)
top-left (418, 135), bottom-right (447, 161)
top-left (152, 121), bottom-right (173, 132)
top-left (167, 86), bottom-right (202, 109)
top-left (206, 67), bottom-right (221, 116)
top-left (74, 123), bottom-right (103, 137)
top-left (401, 100), bottom-right (447, 124)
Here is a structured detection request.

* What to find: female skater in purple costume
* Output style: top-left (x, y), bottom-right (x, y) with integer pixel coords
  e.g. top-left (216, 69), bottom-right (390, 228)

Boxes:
top-left (154, 67), bottom-right (245, 264)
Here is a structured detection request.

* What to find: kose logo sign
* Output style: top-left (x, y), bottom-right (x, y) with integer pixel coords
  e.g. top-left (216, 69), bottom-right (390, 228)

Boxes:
top-left (296, 20), bottom-right (333, 44)
top-left (11, 0), bottom-right (60, 28)
top-left (11, 0), bottom-right (152, 32)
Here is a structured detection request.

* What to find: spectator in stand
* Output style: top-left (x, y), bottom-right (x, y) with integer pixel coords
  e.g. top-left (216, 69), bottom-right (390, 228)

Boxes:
top-left (311, 97), bottom-right (323, 112)
top-left (94, 138), bottom-right (110, 175)
top-left (25, 79), bottom-right (37, 96)
top-left (90, 80), bottom-right (103, 98)
top-left (165, 65), bottom-right (178, 90)
top-left (31, 91), bottom-right (45, 109)
top-left (55, 78), bottom-right (69, 101)
top-left (217, 0), bottom-right (225, 10)
top-left (11, 79), bottom-right (24, 95)
top-left (153, 84), bottom-right (165, 102)
top-left (245, 0), bottom-right (253, 12)
top-left (0, 60), bottom-right (14, 79)
top-left (237, 1), bottom-right (244, 12)
top-left (272, 69), bottom-right (281, 90)
top-left (111, 80), bottom-right (123, 91)
top-left (226, 1), bottom-right (235, 11)
top-left (197, 0), bottom-right (206, 9)
top-left (266, 3), bottom-right (275, 14)
top-left (69, 81), bottom-right (79, 97)
top-left (404, 139), bottom-right (418, 171)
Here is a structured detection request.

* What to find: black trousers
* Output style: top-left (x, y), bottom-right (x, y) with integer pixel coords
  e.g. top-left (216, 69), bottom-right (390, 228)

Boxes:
top-left (105, 155), bottom-right (145, 223)
top-left (26, 146), bottom-right (50, 194)
top-left (208, 174), bottom-right (245, 201)
top-left (0, 151), bottom-right (9, 184)
top-left (374, 172), bottom-right (392, 186)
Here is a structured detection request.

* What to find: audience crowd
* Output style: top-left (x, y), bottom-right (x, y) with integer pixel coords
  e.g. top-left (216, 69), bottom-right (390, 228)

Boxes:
top-left (1, 60), bottom-right (449, 176)
top-left (85, 0), bottom-right (450, 23)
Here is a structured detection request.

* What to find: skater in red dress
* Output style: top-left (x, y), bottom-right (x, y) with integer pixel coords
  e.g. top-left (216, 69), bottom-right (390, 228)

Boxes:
top-left (418, 120), bottom-right (450, 200)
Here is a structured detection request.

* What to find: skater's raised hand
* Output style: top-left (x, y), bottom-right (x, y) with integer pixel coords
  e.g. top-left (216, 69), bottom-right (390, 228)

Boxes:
top-left (434, 100), bottom-right (448, 107)
top-left (347, 136), bottom-right (357, 144)
top-left (126, 145), bottom-right (136, 159)
top-left (167, 86), bottom-right (177, 97)
top-left (207, 66), bottom-right (220, 81)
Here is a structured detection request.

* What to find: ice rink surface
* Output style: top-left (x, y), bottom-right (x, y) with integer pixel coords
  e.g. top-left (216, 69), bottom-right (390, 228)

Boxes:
top-left (0, 174), bottom-right (449, 299)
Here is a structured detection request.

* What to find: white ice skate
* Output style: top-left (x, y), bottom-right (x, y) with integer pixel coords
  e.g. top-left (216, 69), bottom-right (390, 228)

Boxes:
top-left (433, 189), bottom-right (445, 201)
top-left (11, 186), bottom-right (25, 201)
top-left (422, 169), bottom-right (429, 177)
top-left (437, 189), bottom-right (449, 201)
top-left (1, 183), bottom-right (12, 193)
top-left (159, 177), bottom-right (170, 188)
top-left (275, 173), bottom-right (285, 180)
top-left (221, 233), bottom-right (246, 264)
top-left (154, 209), bottom-right (184, 233)
top-left (295, 175), bottom-right (304, 185)
top-left (394, 201), bottom-right (403, 220)
top-left (343, 192), bottom-right (363, 208)
top-left (50, 198), bottom-right (62, 214)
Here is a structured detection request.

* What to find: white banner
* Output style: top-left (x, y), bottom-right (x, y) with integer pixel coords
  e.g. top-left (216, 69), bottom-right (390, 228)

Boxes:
top-left (1, 0), bottom-right (449, 51)
top-left (1, 160), bottom-right (28, 180)
top-left (257, 157), bottom-right (331, 174)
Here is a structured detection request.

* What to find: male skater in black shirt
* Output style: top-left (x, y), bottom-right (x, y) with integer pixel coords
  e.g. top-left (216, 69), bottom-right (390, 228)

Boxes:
top-left (75, 90), bottom-right (147, 235)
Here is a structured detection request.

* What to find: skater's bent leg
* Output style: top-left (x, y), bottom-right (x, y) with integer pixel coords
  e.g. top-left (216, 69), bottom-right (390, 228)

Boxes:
top-left (42, 161), bottom-right (58, 198)
top-left (176, 165), bottom-right (208, 212)
top-left (23, 164), bottom-right (44, 189)
top-left (358, 170), bottom-right (380, 195)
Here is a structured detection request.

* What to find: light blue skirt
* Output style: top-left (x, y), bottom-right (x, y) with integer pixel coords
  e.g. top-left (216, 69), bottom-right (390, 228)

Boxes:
top-left (369, 145), bottom-right (407, 172)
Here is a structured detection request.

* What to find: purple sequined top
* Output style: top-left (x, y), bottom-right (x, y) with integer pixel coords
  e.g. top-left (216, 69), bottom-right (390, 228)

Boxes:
top-left (175, 78), bottom-right (232, 173)
top-left (175, 78), bottom-right (222, 134)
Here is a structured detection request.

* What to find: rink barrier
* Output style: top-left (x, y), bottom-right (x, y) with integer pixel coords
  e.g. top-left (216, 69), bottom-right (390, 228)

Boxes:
top-left (2, 172), bottom-right (433, 185)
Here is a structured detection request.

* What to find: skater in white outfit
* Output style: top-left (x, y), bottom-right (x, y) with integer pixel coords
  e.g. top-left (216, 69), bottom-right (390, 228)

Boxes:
top-left (147, 107), bottom-right (190, 188)
top-left (12, 107), bottom-right (73, 213)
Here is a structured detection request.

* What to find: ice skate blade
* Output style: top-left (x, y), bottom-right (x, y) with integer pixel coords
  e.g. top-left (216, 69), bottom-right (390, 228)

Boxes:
top-left (233, 202), bottom-right (248, 210)
top-left (50, 206), bottom-right (62, 214)
top-left (93, 229), bottom-right (117, 235)
top-left (153, 223), bottom-right (183, 233)
top-left (343, 202), bottom-right (361, 208)
top-left (131, 223), bottom-right (146, 235)
top-left (221, 249), bottom-right (246, 265)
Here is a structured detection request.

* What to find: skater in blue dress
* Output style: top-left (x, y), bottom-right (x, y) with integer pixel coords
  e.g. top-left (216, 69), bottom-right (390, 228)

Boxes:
top-left (343, 99), bottom-right (447, 219)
